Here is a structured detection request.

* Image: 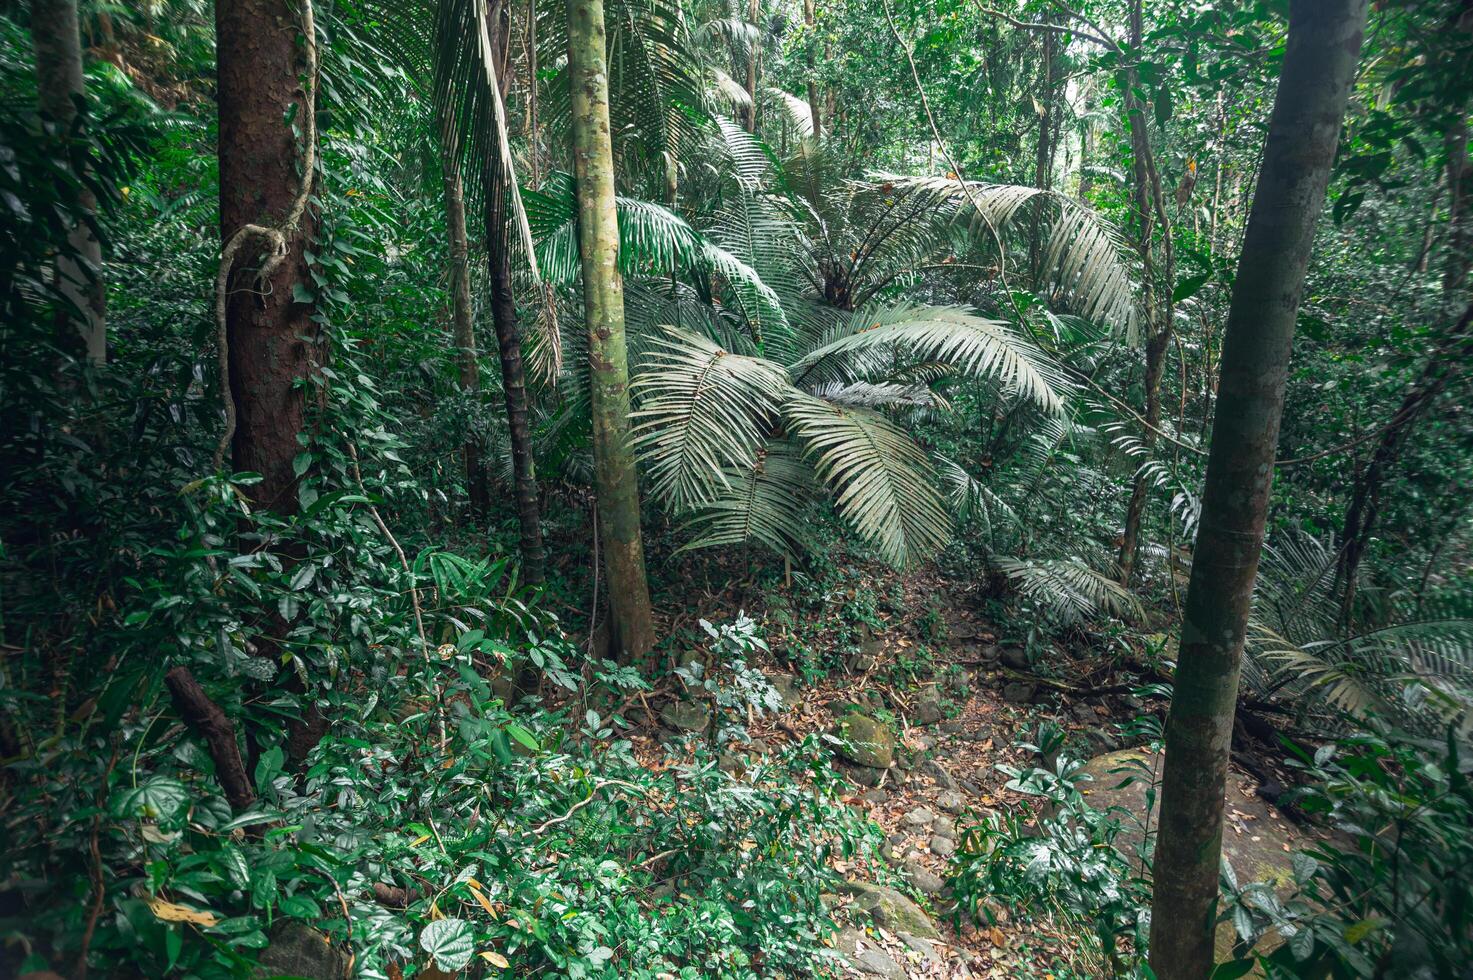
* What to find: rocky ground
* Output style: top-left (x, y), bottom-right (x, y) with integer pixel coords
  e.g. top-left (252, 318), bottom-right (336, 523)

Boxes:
top-left (638, 605), bottom-right (1304, 979)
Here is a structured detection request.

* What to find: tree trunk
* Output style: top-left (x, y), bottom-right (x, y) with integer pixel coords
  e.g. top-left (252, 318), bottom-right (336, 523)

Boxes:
top-left (565, 0), bottom-right (656, 661)
top-left (1115, 0), bottom-right (1175, 586)
top-left (439, 118), bottom-right (489, 517)
top-left (1338, 103), bottom-right (1471, 617)
top-left (484, 0), bottom-right (547, 587)
top-left (745, 0), bottom-right (760, 133)
top-left (217, 0), bottom-right (318, 515)
top-left (30, 0), bottom-right (105, 365)
top-left (1147, 3), bottom-right (1366, 976)
top-left (803, 0), bottom-right (821, 138)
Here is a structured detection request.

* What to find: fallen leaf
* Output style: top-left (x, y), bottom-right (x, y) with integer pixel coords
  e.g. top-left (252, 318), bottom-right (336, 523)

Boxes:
top-left (147, 898), bottom-right (218, 927)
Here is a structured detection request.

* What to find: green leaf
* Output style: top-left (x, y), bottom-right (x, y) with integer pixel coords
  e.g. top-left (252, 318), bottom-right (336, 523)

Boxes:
top-left (120, 777), bottom-right (190, 825)
top-left (420, 918), bottom-right (476, 972)
top-left (1209, 960), bottom-right (1256, 980)
top-left (505, 722), bottom-right (540, 752)
top-left (1173, 272), bottom-right (1210, 303)
top-left (291, 282), bottom-right (315, 304)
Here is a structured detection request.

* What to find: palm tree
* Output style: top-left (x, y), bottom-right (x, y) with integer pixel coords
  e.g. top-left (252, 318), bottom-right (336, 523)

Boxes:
top-left (525, 123), bottom-right (1136, 568)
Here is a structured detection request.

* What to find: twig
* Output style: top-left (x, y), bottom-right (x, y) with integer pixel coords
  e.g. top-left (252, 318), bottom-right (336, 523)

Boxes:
top-left (212, 0), bottom-right (319, 472)
top-left (973, 2), bottom-right (1119, 52)
top-left (532, 778), bottom-right (645, 835)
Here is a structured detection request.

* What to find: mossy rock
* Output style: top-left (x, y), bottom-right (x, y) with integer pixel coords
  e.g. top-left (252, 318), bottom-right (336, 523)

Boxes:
top-left (839, 880), bottom-right (940, 939)
top-left (659, 699), bottom-right (710, 733)
top-left (834, 712), bottom-right (895, 769)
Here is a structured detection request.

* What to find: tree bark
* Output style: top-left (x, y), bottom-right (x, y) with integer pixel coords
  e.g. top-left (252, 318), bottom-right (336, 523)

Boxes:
top-left (1115, 0), bottom-right (1175, 586)
top-left (165, 667), bottom-right (256, 812)
top-left (1338, 103), bottom-right (1471, 617)
top-left (30, 0), bottom-right (105, 365)
top-left (745, 0), bottom-right (760, 133)
top-left (217, 0), bottom-right (318, 515)
top-left (1147, 3), bottom-right (1366, 976)
top-left (484, 0), bottom-right (547, 587)
top-left (439, 118), bottom-right (490, 517)
top-left (565, 0), bottom-right (657, 661)
top-left (803, 0), bottom-right (821, 138)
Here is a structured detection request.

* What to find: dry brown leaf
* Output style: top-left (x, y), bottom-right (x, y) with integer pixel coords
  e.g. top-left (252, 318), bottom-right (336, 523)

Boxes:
top-left (147, 898), bottom-right (218, 927)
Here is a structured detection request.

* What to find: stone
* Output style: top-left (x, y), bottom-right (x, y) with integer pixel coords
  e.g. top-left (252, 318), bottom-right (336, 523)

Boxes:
top-left (1002, 681), bottom-right (1037, 704)
top-left (936, 789), bottom-right (965, 814)
top-left (903, 860), bottom-right (945, 895)
top-left (958, 778), bottom-right (981, 795)
top-left (1077, 747), bottom-right (1300, 964)
top-left (929, 834), bottom-right (956, 858)
top-left (764, 671), bottom-right (801, 710)
top-left (840, 880), bottom-right (941, 939)
top-left (913, 699), bottom-right (944, 726)
top-left (925, 759), bottom-right (958, 791)
top-left (834, 712), bottom-right (895, 769)
top-left (901, 805), bottom-right (935, 830)
top-left (900, 932), bottom-right (939, 961)
top-left (999, 645), bottom-right (1029, 671)
top-left (660, 699), bottom-right (710, 733)
top-left (931, 819), bottom-right (955, 840)
top-left (256, 921), bottom-right (352, 980)
top-left (851, 948), bottom-right (906, 979)
top-left (862, 788), bottom-right (889, 805)
top-left (940, 718), bottom-right (967, 734)
top-left (849, 627), bottom-right (886, 673)
top-left (842, 762), bottom-right (886, 788)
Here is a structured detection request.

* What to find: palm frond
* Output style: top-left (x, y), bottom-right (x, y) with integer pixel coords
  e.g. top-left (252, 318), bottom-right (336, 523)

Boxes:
top-left (996, 557), bottom-right (1143, 624)
top-left (790, 303), bottom-right (1067, 414)
top-left (630, 326), bottom-right (791, 512)
top-left (783, 394), bottom-right (952, 567)
top-left (676, 443), bottom-right (818, 559)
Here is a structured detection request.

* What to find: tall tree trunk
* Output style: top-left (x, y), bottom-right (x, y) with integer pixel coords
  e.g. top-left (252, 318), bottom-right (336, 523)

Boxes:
top-left (31, 0), bottom-right (105, 365)
top-left (526, 0), bottom-right (540, 187)
top-left (1115, 0), bottom-right (1175, 586)
top-left (1147, 3), bottom-right (1366, 976)
top-left (803, 0), bottom-right (821, 138)
top-left (485, 0), bottom-right (547, 587)
top-left (217, 0), bottom-right (325, 766)
top-left (217, 0), bottom-right (318, 515)
top-left (439, 118), bottom-right (489, 517)
top-left (565, 0), bottom-right (656, 660)
top-left (745, 0), bottom-right (760, 133)
top-left (1338, 102), bottom-right (1471, 617)
top-left (1029, 22), bottom-right (1059, 281)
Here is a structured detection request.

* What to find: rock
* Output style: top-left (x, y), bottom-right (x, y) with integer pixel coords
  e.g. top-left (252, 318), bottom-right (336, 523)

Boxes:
top-left (660, 699), bottom-right (710, 733)
top-left (862, 788), bottom-right (889, 805)
top-left (1077, 747), bottom-right (1300, 964)
top-left (840, 880), bottom-right (941, 939)
top-left (256, 921), bottom-right (352, 980)
top-left (834, 712), bottom-right (895, 769)
top-left (764, 671), bottom-right (801, 710)
top-left (842, 762), bottom-right (886, 788)
top-left (936, 789), bottom-right (965, 814)
top-left (929, 834), bottom-right (956, 858)
top-left (903, 860), bottom-right (945, 895)
top-left (999, 645), bottom-right (1029, 671)
top-left (900, 932), bottom-right (939, 961)
top-left (849, 627), bottom-right (886, 673)
top-left (1002, 681), bottom-right (1037, 704)
top-left (901, 805), bottom-right (935, 831)
top-left (851, 948), bottom-right (906, 979)
top-left (931, 819), bottom-right (955, 839)
top-left (924, 759), bottom-right (958, 791)
top-left (940, 718), bottom-right (966, 734)
top-left (913, 699), bottom-right (944, 726)
top-left (958, 778), bottom-right (981, 795)
top-left (1087, 728), bottom-right (1122, 753)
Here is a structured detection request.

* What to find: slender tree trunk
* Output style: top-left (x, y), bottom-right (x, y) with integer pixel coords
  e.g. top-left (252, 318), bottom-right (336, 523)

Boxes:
top-left (1115, 0), bottom-right (1175, 586)
top-left (1338, 107), bottom-right (1471, 617)
top-left (30, 0), bottom-right (105, 365)
top-left (565, 0), bottom-right (656, 661)
top-left (1147, 3), bottom-right (1366, 976)
top-left (1029, 22), bottom-right (1059, 282)
top-left (485, 0), bottom-right (547, 586)
top-left (217, 0), bottom-right (318, 515)
top-left (745, 0), bottom-right (760, 133)
top-left (439, 119), bottom-right (490, 517)
top-left (526, 0), bottom-right (540, 188)
top-left (803, 0), bottom-right (821, 138)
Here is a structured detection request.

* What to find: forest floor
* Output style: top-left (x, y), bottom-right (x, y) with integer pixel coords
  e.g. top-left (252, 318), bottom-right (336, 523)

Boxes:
top-left (603, 563), bottom-right (1154, 978)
